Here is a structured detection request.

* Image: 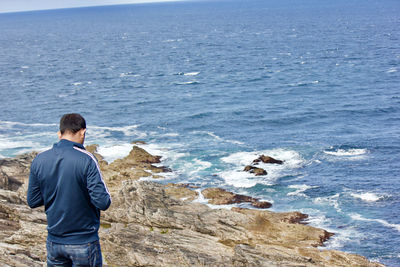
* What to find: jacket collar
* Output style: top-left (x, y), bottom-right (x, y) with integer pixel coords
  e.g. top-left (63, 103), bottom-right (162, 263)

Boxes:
top-left (57, 139), bottom-right (85, 149)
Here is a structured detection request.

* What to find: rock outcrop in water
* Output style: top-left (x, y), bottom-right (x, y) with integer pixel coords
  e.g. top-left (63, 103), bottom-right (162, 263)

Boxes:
top-left (253, 155), bottom-right (283, 165)
top-left (242, 155), bottom-right (284, 176)
top-left (0, 145), bottom-right (384, 266)
top-left (243, 165), bottom-right (268, 176)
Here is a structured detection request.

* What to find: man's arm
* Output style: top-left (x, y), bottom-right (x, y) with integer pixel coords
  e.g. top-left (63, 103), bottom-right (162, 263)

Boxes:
top-left (86, 159), bottom-right (111, 211)
top-left (27, 162), bottom-right (44, 208)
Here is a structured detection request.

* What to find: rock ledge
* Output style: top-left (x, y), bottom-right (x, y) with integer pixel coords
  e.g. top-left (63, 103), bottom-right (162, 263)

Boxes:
top-left (0, 146), bottom-right (384, 267)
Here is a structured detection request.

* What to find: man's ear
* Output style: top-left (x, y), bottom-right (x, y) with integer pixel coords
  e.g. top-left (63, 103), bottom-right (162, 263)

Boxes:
top-left (80, 128), bottom-right (87, 140)
top-left (57, 131), bottom-right (62, 140)
top-left (80, 128), bottom-right (87, 144)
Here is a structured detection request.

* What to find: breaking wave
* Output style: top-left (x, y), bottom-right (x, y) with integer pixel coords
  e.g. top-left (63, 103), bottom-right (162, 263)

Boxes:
top-left (219, 149), bottom-right (305, 188)
top-left (350, 213), bottom-right (400, 232)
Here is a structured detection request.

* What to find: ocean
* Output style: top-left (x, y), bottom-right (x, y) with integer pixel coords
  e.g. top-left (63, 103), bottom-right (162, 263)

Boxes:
top-left (0, 0), bottom-right (399, 265)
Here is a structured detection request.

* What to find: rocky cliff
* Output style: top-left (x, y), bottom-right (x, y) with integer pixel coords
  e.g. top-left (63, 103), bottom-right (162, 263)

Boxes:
top-left (0, 145), bottom-right (384, 267)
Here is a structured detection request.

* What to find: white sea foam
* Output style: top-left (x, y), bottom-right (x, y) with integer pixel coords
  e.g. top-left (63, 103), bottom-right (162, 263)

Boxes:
top-left (204, 131), bottom-right (223, 141)
top-left (161, 132), bottom-right (180, 137)
top-left (96, 143), bottom-right (133, 163)
top-left (192, 189), bottom-right (206, 203)
top-left (324, 148), bottom-right (368, 157)
top-left (0, 122), bottom-right (145, 159)
top-left (162, 39), bottom-right (182, 43)
top-left (350, 213), bottom-right (400, 232)
top-left (387, 67), bottom-right (397, 73)
top-left (96, 141), bottom-right (186, 171)
top-left (0, 120), bottom-right (57, 128)
top-left (72, 82), bottom-right (82, 86)
top-left (324, 226), bottom-right (363, 250)
top-left (136, 142), bottom-right (187, 162)
top-left (293, 208), bottom-right (333, 231)
top-left (184, 72), bottom-right (200, 76)
top-left (222, 149), bottom-right (304, 169)
top-left (0, 138), bottom-right (49, 156)
top-left (304, 213), bottom-right (332, 229)
top-left (313, 193), bottom-right (342, 212)
top-left (350, 192), bottom-right (384, 202)
top-left (219, 170), bottom-right (269, 188)
top-left (175, 81), bottom-right (199, 85)
top-left (182, 158), bottom-right (212, 176)
top-left (287, 184), bottom-right (318, 197)
top-left (288, 80), bottom-right (319, 87)
top-left (120, 72), bottom-right (140, 77)
top-left (138, 176), bottom-right (162, 182)
top-left (192, 131), bottom-right (245, 145)
top-left (88, 124), bottom-right (146, 139)
top-left (0, 132), bottom-right (52, 150)
top-left (293, 208), bottom-right (363, 250)
top-left (220, 149), bottom-right (305, 188)
top-left (193, 189), bottom-right (239, 209)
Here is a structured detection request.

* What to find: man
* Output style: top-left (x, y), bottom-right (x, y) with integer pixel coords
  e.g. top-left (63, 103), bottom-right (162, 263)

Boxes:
top-left (27, 113), bottom-right (111, 267)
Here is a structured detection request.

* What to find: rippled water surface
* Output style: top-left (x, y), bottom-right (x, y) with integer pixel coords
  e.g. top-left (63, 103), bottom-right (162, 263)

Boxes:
top-left (0, 0), bottom-right (399, 265)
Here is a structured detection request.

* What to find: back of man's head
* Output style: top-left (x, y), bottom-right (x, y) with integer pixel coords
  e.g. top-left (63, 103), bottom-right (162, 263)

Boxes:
top-left (60, 113), bottom-right (86, 134)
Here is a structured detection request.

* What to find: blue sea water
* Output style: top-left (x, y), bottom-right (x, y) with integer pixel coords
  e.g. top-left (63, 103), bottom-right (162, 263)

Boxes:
top-left (0, 0), bottom-right (399, 265)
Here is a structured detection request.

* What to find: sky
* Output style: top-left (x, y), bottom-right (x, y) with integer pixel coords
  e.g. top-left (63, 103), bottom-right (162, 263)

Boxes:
top-left (0, 0), bottom-right (182, 13)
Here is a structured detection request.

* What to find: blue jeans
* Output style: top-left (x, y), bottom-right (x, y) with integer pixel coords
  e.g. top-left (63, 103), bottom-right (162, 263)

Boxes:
top-left (46, 240), bottom-right (103, 267)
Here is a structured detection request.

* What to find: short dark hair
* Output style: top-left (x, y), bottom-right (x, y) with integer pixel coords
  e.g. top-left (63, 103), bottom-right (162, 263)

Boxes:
top-left (59, 113), bottom-right (86, 134)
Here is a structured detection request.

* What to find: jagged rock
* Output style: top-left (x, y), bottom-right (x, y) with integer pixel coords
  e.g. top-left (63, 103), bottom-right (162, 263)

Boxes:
top-left (243, 165), bottom-right (267, 176)
top-left (0, 147), bottom-right (385, 267)
top-left (0, 152), bottom-right (36, 191)
top-left (0, 185), bottom-right (47, 266)
top-left (124, 145), bottom-right (161, 164)
top-left (202, 187), bottom-right (252, 205)
top-left (86, 144), bottom-right (171, 191)
top-left (250, 201), bottom-right (273, 209)
top-left (131, 140), bottom-right (146, 145)
top-left (148, 164), bottom-right (172, 173)
top-left (165, 183), bottom-right (199, 202)
top-left (169, 183), bottom-right (200, 189)
top-left (100, 181), bottom-right (380, 266)
top-left (202, 187), bottom-right (272, 209)
top-left (85, 144), bottom-right (108, 168)
top-left (105, 145), bottom-right (170, 181)
top-left (253, 155), bottom-right (283, 165)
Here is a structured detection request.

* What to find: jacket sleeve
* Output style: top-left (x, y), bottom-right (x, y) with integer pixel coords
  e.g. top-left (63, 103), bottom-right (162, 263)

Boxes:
top-left (86, 158), bottom-right (111, 211)
top-left (27, 161), bottom-right (44, 208)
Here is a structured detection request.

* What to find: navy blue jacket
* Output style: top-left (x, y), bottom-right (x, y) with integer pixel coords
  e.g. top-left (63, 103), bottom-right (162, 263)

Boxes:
top-left (27, 139), bottom-right (111, 244)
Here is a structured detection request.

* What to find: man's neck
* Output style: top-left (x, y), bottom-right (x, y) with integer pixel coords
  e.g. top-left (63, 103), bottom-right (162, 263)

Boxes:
top-left (59, 130), bottom-right (85, 145)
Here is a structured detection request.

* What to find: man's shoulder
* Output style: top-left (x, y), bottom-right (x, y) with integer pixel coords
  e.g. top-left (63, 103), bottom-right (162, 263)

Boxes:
top-left (32, 147), bottom-right (54, 162)
top-left (30, 148), bottom-right (57, 171)
top-left (72, 146), bottom-right (98, 163)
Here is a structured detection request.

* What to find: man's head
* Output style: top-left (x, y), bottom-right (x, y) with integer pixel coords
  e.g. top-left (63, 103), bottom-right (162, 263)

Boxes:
top-left (58, 113), bottom-right (86, 144)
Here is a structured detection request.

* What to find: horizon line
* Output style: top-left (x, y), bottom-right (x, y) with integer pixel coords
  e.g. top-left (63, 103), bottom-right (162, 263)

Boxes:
top-left (0, 0), bottom-right (187, 15)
